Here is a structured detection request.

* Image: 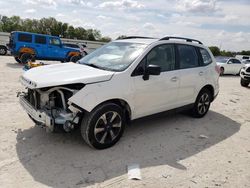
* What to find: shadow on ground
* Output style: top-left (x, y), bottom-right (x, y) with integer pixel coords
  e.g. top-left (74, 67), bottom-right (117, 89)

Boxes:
top-left (6, 62), bottom-right (24, 69)
top-left (16, 111), bottom-right (240, 187)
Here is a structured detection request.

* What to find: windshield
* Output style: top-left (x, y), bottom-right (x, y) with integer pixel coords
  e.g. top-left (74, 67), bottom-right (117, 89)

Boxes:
top-left (78, 42), bottom-right (147, 71)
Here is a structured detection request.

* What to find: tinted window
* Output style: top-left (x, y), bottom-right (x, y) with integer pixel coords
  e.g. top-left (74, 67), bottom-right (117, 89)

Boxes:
top-left (232, 59), bottom-right (241, 64)
top-left (18, 34), bottom-right (32, 43)
top-left (147, 44), bottom-right (176, 72)
top-left (199, 48), bottom-right (212, 65)
top-left (49, 38), bottom-right (61, 46)
top-left (178, 45), bottom-right (199, 69)
top-left (35, 36), bottom-right (46, 44)
top-left (64, 43), bottom-right (79, 48)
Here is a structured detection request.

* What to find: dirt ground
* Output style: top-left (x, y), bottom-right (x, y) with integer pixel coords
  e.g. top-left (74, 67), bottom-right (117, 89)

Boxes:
top-left (0, 56), bottom-right (249, 188)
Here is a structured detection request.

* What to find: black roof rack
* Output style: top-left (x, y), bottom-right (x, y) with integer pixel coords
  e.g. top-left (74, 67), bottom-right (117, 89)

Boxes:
top-left (119, 36), bottom-right (156, 40)
top-left (160, 36), bottom-right (203, 44)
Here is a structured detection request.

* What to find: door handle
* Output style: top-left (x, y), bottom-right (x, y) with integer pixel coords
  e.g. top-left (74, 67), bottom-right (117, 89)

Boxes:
top-left (171, 77), bottom-right (178, 82)
top-left (199, 71), bottom-right (204, 76)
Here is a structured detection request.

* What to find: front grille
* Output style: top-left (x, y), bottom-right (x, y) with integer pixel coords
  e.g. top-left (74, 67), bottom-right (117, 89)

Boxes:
top-left (246, 67), bottom-right (250, 72)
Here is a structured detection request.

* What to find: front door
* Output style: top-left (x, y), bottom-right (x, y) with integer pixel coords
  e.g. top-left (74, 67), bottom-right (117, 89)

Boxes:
top-left (132, 44), bottom-right (180, 118)
top-left (47, 37), bottom-right (64, 60)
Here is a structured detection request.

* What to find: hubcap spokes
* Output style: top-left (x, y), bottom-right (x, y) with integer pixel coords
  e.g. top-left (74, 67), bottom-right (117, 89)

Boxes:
top-left (198, 93), bottom-right (210, 114)
top-left (94, 111), bottom-right (122, 144)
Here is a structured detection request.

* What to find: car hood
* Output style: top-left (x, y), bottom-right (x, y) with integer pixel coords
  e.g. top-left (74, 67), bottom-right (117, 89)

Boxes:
top-left (20, 63), bottom-right (115, 89)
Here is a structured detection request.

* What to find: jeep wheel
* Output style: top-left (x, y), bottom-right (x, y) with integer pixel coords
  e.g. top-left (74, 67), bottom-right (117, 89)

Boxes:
top-left (0, 46), bottom-right (7, 55)
top-left (20, 53), bottom-right (32, 64)
top-left (14, 57), bottom-right (21, 63)
top-left (81, 103), bottom-right (125, 149)
top-left (241, 78), bottom-right (249, 87)
top-left (70, 55), bottom-right (81, 63)
top-left (191, 88), bottom-right (211, 118)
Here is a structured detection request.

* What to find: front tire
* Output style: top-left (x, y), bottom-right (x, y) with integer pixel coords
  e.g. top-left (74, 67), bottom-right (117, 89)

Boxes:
top-left (0, 46), bottom-right (7, 55)
top-left (14, 57), bottom-right (21, 63)
top-left (70, 55), bottom-right (81, 63)
top-left (191, 89), bottom-right (212, 118)
top-left (241, 78), bottom-right (249, 87)
top-left (81, 103), bottom-right (125, 149)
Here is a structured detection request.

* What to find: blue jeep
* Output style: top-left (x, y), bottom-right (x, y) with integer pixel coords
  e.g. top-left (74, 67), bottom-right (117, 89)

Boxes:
top-left (8, 31), bottom-right (82, 64)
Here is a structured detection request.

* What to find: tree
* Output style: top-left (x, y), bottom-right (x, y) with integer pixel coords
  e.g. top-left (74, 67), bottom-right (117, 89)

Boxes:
top-left (116, 35), bottom-right (127, 39)
top-left (209, 46), bottom-right (221, 56)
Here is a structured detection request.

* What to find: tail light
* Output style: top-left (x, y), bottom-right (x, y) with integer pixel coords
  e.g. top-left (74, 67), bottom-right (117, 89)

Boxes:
top-left (215, 65), bottom-right (220, 74)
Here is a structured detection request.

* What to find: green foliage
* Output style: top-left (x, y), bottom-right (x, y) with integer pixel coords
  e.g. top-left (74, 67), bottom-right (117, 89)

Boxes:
top-left (116, 35), bottom-right (127, 40)
top-left (209, 46), bottom-right (221, 56)
top-left (0, 15), bottom-right (109, 41)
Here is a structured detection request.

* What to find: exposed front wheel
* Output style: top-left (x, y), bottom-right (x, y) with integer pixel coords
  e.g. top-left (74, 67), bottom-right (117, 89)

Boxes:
top-left (241, 78), bottom-right (249, 87)
top-left (191, 89), bottom-right (211, 118)
top-left (14, 57), bottom-right (22, 63)
top-left (81, 103), bottom-right (125, 149)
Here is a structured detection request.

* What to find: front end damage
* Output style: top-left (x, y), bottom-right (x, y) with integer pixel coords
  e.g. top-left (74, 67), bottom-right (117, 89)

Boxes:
top-left (18, 85), bottom-right (84, 132)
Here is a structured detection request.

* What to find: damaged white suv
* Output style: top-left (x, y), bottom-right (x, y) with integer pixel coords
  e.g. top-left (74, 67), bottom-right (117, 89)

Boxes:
top-left (19, 36), bottom-right (220, 149)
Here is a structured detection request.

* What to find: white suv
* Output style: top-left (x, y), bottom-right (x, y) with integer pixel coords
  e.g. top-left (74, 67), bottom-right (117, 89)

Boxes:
top-left (19, 36), bottom-right (220, 149)
top-left (240, 64), bottom-right (250, 87)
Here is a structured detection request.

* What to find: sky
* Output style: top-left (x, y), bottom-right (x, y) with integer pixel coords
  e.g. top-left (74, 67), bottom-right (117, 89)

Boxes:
top-left (0, 0), bottom-right (249, 51)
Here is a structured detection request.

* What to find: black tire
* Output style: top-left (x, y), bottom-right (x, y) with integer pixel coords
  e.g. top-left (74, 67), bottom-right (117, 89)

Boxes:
top-left (81, 103), bottom-right (125, 149)
top-left (0, 46), bottom-right (7, 55)
top-left (82, 51), bottom-right (88, 57)
top-left (70, 55), bottom-right (81, 63)
top-left (191, 88), bottom-right (212, 118)
top-left (241, 78), bottom-right (249, 87)
top-left (220, 67), bottom-right (224, 76)
top-left (14, 57), bottom-right (22, 63)
top-left (20, 53), bottom-right (32, 64)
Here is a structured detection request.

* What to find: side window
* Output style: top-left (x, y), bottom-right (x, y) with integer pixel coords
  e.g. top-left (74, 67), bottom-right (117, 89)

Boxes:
top-left (18, 34), bottom-right (32, 43)
top-left (147, 44), bottom-right (176, 72)
top-left (49, 38), bottom-right (61, 46)
top-left (178, 45), bottom-right (199, 69)
top-left (35, 36), bottom-right (46, 44)
top-left (199, 48), bottom-right (212, 65)
top-left (232, 59), bottom-right (241, 64)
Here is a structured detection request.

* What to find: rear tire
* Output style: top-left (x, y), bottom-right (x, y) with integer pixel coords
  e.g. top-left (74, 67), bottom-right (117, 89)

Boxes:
top-left (241, 78), bottom-right (249, 87)
top-left (81, 103), bottom-right (125, 149)
top-left (20, 53), bottom-right (32, 64)
top-left (70, 55), bottom-right (81, 63)
top-left (191, 88), bottom-right (212, 118)
top-left (14, 57), bottom-right (21, 63)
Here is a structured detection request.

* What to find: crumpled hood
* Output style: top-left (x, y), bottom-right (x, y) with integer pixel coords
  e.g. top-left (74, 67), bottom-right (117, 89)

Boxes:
top-left (20, 63), bottom-right (114, 89)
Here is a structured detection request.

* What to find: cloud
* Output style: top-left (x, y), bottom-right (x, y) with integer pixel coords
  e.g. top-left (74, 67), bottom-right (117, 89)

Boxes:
top-left (98, 0), bottom-right (144, 9)
top-left (176, 0), bottom-right (218, 13)
top-left (97, 15), bottom-right (111, 20)
top-left (68, 0), bottom-right (93, 7)
top-left (24, 0), bottom-right (57, 9)
top-left (143, 23), bottom-right (155, 30)
top-left (24, 9), bottom-right (36, 13)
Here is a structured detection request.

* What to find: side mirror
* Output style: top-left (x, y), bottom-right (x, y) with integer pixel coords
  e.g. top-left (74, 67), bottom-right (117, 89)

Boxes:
top-left (143, 64), bottom-right (161, 80)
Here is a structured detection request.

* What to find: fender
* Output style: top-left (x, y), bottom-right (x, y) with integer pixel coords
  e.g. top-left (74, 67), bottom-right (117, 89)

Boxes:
top-left (19, 47), bottom-right (36, 55)
top-left (67, 51), bottom-right (81, 57)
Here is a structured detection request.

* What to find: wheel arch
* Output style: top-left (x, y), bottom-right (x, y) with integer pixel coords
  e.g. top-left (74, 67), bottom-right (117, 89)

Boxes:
top-left (18, 47), bottom-right (37, 56)
top-left (199, 85), bottom-right (215, 102)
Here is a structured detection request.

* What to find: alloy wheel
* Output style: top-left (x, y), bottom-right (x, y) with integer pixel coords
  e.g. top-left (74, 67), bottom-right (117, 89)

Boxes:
top-left (198, 93), bottom-right (210, 115)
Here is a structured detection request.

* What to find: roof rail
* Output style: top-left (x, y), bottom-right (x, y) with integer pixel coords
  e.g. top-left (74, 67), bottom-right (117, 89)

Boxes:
top-left (119, 36), bottom-right (156, 40)
top-left (159, 36), bottom-right (203, 44)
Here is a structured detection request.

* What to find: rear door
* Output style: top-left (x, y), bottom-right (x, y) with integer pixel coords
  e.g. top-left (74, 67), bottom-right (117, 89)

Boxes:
top-left (132, 44), bottom-right (180, 118)
top-left (176, 44), bottom-right (205, 106)
top-left (34, 35), bottom-right (47, 58)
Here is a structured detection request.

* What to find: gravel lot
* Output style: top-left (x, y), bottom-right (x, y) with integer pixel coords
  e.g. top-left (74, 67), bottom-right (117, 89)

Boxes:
top-left (0, 55), bottom-right (249, 188)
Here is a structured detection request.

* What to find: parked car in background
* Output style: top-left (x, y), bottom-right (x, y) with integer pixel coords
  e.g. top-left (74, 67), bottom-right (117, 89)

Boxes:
top-left (19, 36), bottom-right (219, 149)
top-left (240, 64), bottom-right (250, 87)
top-left (63, 43), bottom-right (89, 56)
top-left (242, 59), bottom-right (250, 64)
top-left (215, 56), bottom-right (244, 75)
top-left (8, 31), bottom-right (82, 64)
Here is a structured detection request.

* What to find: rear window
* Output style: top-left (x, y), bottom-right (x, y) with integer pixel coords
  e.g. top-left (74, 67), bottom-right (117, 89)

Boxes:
top-left (35, 36), bottom-right (46, 44)
top-left (18, 33), bottom-right (32, 43)
top-left (199, 48), bottom-right (212, 65)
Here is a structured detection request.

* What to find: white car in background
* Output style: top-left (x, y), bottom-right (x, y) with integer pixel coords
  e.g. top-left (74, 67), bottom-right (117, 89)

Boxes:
top-left (216, 57), bottom-right (244, 75)
top-left (240, 64), bottom-right (250, 87)
top-left (63, 43), bottom-right (89, 56)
